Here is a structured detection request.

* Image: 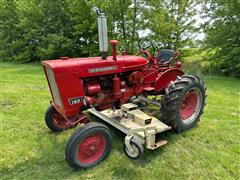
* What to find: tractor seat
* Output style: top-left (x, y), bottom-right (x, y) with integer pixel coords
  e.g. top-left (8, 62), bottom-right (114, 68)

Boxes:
top-left (156, 50), bottom-right (174, 64)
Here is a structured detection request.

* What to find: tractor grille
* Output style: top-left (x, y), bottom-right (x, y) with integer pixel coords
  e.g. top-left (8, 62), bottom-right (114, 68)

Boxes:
top-left (45, 67), bottom-right (63, 108)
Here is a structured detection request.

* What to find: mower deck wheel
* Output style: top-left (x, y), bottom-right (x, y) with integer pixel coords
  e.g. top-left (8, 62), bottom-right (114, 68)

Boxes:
top-left (65, 122), bottom-right (112, 169)
top-left (123, 138), bottom-right (144, 159)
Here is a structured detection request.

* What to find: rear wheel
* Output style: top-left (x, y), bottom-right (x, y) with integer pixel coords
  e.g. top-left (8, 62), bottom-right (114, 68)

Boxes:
top-left (65, 122), bottom-right (112, 169)
top-left (45, 105), bottom-right (73, 132)
top-left (160, 75), bottom-right (206, 132)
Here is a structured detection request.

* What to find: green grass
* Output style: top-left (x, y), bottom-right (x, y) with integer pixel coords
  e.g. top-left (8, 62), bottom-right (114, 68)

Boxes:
top-left (1, 62), bottom-right (239, 179)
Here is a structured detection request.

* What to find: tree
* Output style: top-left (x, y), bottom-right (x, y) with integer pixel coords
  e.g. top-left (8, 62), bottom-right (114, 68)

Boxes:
top-left (0, 0), bottom-right (19, 61)
top-left (202, 0), bottom-right (240, 77)
top-left (69, 0), bottom-right (99, 57)
top-left (93, 0), bottom-right (141, 53)
top-left (0, 0), bottom-right (200, 62)
top-left (143, 0), bottom-right (198, 49)
top-left (0, 0), bottom-right (76, 61)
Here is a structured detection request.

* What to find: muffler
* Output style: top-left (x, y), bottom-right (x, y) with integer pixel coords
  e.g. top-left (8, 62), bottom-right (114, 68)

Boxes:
top-left (93, 7), bottom-right (108, 59)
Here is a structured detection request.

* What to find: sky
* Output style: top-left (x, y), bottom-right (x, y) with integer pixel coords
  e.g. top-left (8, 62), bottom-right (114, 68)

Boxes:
top-left (193, 4), bottom-right (208, 41)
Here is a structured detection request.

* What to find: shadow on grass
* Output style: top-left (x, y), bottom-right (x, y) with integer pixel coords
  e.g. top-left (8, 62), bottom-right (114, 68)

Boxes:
top-left (0, 131), bottom-right (71, 178)
top-left (90, 113), bottom-right (184, 167)
top-left (1, 113), bottom-right (186, 179)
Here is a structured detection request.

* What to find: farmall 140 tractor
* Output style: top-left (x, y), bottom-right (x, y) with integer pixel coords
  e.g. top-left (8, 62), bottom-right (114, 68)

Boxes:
top-left (42, 8), bottom-right (206, 169)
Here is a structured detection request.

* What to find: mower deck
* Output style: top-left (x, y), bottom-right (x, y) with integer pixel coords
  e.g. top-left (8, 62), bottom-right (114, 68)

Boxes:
top-left (88, 103), bottom-right (171, 150)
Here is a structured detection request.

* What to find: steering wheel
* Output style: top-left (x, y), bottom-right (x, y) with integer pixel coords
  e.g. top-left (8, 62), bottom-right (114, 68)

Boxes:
top-left (137, 38), bottom-right (156, 56)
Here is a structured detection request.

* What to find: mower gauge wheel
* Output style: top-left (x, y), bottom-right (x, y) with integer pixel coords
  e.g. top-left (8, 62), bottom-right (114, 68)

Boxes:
top-left (65, 122), bottom-right (112, 169)
top-left (123, 138), bottom-right (144, 159)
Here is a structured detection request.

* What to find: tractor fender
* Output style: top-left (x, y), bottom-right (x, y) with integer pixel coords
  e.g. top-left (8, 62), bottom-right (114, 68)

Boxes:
top-left (154, 68), bottom-right (184, 91)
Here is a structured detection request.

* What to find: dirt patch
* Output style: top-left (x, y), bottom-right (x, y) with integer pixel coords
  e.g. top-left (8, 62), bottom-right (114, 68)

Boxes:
top-left (1, 101), bottom-right (16, 111)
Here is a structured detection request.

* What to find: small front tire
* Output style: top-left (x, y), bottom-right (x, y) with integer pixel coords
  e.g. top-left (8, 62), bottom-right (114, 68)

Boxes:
top-left (45, 104), bottom-right (73, 132)
top-left (65, 122), bottom-right (112, 169)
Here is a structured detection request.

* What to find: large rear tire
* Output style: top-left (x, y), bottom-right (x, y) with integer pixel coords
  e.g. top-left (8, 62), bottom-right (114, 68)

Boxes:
top-left (65, 122), bottom-right (112, 169)
top-left (160, 75), bottom-right (206, 132)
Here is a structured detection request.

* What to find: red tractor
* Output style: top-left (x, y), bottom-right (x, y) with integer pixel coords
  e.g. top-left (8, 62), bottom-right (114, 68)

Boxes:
top-left (42, 8), bottom-right (206, 169)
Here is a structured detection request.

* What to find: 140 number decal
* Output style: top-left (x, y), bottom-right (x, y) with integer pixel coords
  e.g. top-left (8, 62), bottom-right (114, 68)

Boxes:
top-left (68, 96), bottom-right (83, 105)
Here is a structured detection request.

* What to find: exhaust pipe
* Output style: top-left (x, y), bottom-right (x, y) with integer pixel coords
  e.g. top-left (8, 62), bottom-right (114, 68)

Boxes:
top-left (93, 7), bottom-right (108, 59)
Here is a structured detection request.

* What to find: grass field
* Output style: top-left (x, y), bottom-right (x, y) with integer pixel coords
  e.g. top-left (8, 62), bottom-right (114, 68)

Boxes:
top-left (1, 62), bottom-right (239, 179)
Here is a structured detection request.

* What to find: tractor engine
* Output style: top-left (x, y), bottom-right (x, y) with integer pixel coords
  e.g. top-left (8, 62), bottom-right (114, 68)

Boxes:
top-left (83, 70), bottom-right (145, 110)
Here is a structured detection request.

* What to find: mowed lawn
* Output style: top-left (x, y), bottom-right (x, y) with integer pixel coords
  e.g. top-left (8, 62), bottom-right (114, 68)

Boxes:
top-left (0, 62), bottom-right (239, 179)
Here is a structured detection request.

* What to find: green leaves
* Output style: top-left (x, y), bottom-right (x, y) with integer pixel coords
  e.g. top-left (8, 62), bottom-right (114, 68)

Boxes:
top-left (0, 0), bottom-right (199, 61)
top-left (0, 0), bottom-right (88, 61)
top-left (203, 0), bottom-right (240, 77)
top-left (143, 0), bottom-right (199, 49)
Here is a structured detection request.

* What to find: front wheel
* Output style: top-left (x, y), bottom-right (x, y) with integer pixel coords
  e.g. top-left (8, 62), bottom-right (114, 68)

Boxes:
top-left (65, 122), bottom-right (112, 169)
top-left (45, 104), bottom-right (74, 132)
top-left (160, 75), bottom-right (206, 132)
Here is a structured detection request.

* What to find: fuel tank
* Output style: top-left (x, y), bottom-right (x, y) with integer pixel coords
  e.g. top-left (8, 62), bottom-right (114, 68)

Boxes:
top-left (42, 55), bottom-right (147, 77)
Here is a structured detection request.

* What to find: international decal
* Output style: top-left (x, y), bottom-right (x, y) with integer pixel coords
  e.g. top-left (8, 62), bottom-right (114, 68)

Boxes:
top-left (88, 65), bottom-right (118, 73)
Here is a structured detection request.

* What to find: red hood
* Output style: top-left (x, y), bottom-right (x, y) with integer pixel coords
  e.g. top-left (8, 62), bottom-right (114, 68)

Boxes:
top-left (42, 55), bottom-right (147, 77)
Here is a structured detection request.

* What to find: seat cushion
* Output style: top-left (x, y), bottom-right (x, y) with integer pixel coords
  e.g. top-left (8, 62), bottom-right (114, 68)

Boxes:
top-left (157, 50), bottom-right (174, 64)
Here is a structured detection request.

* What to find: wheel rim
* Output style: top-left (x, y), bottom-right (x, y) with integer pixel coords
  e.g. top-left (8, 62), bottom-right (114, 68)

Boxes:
top-left (77, 133), bottom-right (106, 164)
top-left (52, 112), bottom-right (70, 129)
top-left (180, 88), bottom-right (202, 124)
top-left (125, 144), bottom-right (139, 158)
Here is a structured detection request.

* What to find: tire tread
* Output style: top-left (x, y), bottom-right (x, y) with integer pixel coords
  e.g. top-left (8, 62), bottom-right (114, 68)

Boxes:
top-left (160, 74), bottom-right (207, 132)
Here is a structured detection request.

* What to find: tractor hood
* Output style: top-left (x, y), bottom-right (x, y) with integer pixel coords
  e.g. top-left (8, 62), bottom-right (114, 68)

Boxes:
top-left (42, 55), bottom-right (147, 77)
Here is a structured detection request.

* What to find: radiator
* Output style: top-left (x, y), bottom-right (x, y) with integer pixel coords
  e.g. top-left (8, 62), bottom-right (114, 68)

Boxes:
top-left (45, 67), bottom-right (63, 108)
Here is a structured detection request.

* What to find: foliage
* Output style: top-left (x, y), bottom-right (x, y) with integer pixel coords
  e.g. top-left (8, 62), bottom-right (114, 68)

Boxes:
top-left (1, 0), bottom-right (239, 78)
top-left (0, 0), bottom-right (19, 61)
top-left (0, 0), bottom-right (199, 62)
top-left (202, 0), bottom-right (240, 78)
top-left (144, 0), bottom-right (198, 49)
top-left (1, 62), bottom-right (240, 179)
top-left (0, 0), bottom-right (98, 61)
